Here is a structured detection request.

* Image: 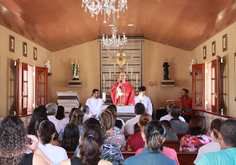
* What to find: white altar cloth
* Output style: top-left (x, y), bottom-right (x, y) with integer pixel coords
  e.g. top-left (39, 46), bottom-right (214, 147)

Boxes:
top-left (98, 105), bottom-right (135, 118)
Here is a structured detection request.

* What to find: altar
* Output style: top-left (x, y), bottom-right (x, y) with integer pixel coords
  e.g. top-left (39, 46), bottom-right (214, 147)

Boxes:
top-left (98, 105), bottom-right (135, 118)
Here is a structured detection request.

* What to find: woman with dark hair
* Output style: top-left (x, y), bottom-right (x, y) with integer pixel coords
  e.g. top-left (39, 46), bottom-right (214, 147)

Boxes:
top-left (56, 106), bottom-right (69, 125)
top-left (99, 109), bottom-right (126, 149)
top-left (60, 124), bottom-right (112, 165)
top-left (160, 120), bottom-right (178, 141)
top-left (58, 109), bottom-right (84, 140)
top-left (107, 104), bottom-right (125, 132)
top-left (194, 118), bottom-right (224, 163)
top-left (0, 115), bottom-right (52, 165)
top-left (27, 106), bottom-right (48, 135)
top-left (180, 115), bottom-right (211, 152)
top-left (37, 120), bottom-right (68, 165)
top-left (60, 123), bottom-right (79, 151)
top-left (124, 120), bottom-right (177, 165)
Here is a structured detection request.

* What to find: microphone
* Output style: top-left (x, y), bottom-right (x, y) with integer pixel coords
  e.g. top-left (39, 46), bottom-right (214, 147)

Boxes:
top-left (119, 79), bottom-right (123, 88)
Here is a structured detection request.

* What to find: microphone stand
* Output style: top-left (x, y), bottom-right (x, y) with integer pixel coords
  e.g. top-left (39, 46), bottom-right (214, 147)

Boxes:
top-left (182, 95), bottom-right (185, 116)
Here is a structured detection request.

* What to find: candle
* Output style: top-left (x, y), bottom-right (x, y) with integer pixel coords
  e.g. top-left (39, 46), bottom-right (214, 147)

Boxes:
top-left (136, 74), bottom-right (138, 84)
top-left (24, 45), bottom-right (26, 54)
top-left (114, 63), bottom-right (116, 74)
top-left (103, 75), bottom-right (105, 84)
top-left (126, 63), bottom-right (128, 75)
top-left (11, 39), bottom-right (13, 49)
top-left (139, 92), bottom-right (142, 102)
top-left (109, 68), bottom-right (111, 80)
top-left (131, 68), bottom-right (133, 80)
top-left (102, 92), bottom-right (106, 102)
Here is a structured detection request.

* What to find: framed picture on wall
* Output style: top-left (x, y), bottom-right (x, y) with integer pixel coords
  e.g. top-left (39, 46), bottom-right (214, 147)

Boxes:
top-left (223, 34), bottom-right (227, 52)
top-left (212, 41), bottom-right (216, 56)
top-left (23, 42), bottom-right (27, 57)
top-left (203, 46), bottom-right (207, 59)
top-left (33, 47), bottom-right (37, 60)
top-left (9, 35), bottom-right (15, 52)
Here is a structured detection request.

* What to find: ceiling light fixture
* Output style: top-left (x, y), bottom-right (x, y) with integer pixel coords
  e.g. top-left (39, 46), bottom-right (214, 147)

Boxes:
top-left (81, 0), bottom-right (128, 23)
top-left (127, 24), bottom-right (133, 26)
top-left (102, 13), bottom-right (127, 50)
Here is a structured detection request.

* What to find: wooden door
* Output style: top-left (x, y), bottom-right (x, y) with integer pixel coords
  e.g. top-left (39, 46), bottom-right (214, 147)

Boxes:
top-left (35, 67), bottom-right (48, 106)
top-left (192, 63), bottom-right (205, 110)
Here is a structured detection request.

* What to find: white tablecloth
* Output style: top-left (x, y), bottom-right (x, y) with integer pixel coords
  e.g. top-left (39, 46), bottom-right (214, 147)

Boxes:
top-left (98, 105), bottom-right (135, 118)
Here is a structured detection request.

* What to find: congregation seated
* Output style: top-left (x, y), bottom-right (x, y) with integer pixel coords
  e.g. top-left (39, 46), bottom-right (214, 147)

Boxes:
top-left (73, 118), bottom-right (124, 165)
top-left (127, 113), bottom-right (152, 152)
top-left (56, 105), bottom-right (69, 125)
top-left (180, 115), bottom-right (211, 152)
top-left (160, 104), bottom-right (186, 122)
top-left (81, 105), bottom-right (90, 123)
top-left (37, 120), bottom-right (68, 164)
top-left (0, 115), bottom-right (53, 165)
top-left (194, 118), bottom-right (223, 164)
top-left (107, 104), bottom-right (125, 132)
top-left (124, 120), bottom-right (177, 165)
top-left (99, 108), bottom-right (126, 149)
top-left (60, 123), bottom-right (79, 151)
top-left (169, 105), bottom-right (188, 134)
top-left (125, 103), bottom-right (146, 134)
top-left (160, 120), bottom-right (178, 141)
top-left (60, 124), bottom-right (112, 165)
top-left (46, 103), bottom-right (64, 134)
top-left (58, 109), bottom-right (84, 140)
top-left (196, 119), bottom-right (236, 165)
top-left (27, 105), bottom-right (48, 136)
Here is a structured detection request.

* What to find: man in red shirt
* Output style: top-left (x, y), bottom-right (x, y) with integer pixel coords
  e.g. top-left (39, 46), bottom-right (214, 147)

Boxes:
top-left (178, 88), bottom-right (193, 123)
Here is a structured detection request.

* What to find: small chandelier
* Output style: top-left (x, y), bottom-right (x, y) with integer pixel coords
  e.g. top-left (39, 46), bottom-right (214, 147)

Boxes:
top-left (102, 14), bottom-right (127, 50)
top-left (81, 0), bottom-right (128, 23)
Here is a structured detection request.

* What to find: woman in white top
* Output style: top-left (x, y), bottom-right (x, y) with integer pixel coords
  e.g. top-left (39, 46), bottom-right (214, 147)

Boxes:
top-left (37, 120), bottom-right (68, 165)
top-left (194, 118), bottom-right (224, 164)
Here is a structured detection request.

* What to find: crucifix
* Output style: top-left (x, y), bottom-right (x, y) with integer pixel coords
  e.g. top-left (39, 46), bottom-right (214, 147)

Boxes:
top-left (109, 46), bottom-right (133, 72)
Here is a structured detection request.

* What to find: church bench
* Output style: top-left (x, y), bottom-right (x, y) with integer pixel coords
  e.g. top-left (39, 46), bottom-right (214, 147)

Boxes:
top-left (177, 134), bottom-right (187, 140)
top-left (67, 151), bottom-right (75, 158)
top-left (163, 140), bottom-right (180, 152)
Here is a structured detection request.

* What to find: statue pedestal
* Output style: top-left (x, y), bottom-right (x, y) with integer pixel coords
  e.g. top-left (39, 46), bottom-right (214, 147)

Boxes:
top-left (57, 92), bottom-right (80, 113)
top-left (68, 80), bottom-right (82, 87)
top-left (161, 80), bottom-right (175, 87)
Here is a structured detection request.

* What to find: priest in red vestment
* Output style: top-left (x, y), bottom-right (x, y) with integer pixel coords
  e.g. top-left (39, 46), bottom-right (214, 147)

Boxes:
top-left (111, 72), bottom-right (135, 106)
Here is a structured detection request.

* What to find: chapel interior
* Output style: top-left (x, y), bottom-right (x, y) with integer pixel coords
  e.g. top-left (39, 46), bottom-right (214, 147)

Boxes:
top-left (1, 0), bottom-right (236, 123)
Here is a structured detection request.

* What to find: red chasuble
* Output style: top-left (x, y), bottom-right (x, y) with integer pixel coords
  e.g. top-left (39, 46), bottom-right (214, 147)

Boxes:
top-left (111, 81), bottom-right (135, 105)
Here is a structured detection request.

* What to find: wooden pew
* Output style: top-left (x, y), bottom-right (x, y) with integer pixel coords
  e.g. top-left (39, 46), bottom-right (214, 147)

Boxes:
top-left (177, 134), bottom-right (187, 140)
top-left (163, 140), bottom-right (180, 152)
top-left (67, 151), bottom-right (75, 158)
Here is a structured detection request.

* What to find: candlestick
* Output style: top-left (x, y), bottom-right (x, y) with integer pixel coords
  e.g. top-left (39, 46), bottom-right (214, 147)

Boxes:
top-left (114, 63), bottom-right (116, 75)
top-left (102, 92), bottom-right (106, 102)
top-left (136, 74), bottom-right (138, 84)
top-left (131, 68), bottom-right (133, 80)
top-left (126, 63), bottom-right (128, 75)
top-left (109, 68), bottom-right (111, 80)
top-left (103, 75), bottom-right (105, 85)
top-left (139, 92), bottom-right (143, 102)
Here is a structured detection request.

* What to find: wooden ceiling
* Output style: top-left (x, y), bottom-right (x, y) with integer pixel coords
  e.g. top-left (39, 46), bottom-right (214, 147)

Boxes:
top-left (0, 0), bottom-right (236, 52)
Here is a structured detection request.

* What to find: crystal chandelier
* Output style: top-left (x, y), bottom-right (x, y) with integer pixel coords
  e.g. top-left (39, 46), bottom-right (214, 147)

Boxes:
top-left (102, 14), bottom-right (127, 50)
top-left (81, 0), bottom-right (128, 23)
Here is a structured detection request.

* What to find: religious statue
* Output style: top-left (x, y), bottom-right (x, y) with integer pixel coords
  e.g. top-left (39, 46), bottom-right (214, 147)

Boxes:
top-left (44, 60), bottom-right (51, 72)
top-left (189, 59), bottom-right (197, 73)
top-left (71, 59), bottom-right (79, 80)
top-left (163, 59), bottom-right (170, 80)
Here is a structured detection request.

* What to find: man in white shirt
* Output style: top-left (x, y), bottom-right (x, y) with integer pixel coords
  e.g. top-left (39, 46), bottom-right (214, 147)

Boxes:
top-left (160, 103), bottom-right (186, 122)
top-left (124, 103), bottom-right (146, 134)
top-left (46, 103), bottom-right (64, 134)
top-left (86, 89), bottom-right (104, 117)
top-left (135, 86), bottom-right (153, 116)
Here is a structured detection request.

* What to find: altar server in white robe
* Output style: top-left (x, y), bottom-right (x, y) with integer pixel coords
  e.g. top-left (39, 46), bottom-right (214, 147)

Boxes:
top-left (135, 86), bottom-right (153, 116)
top-left (86, 89), bottom-right (104, 117)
